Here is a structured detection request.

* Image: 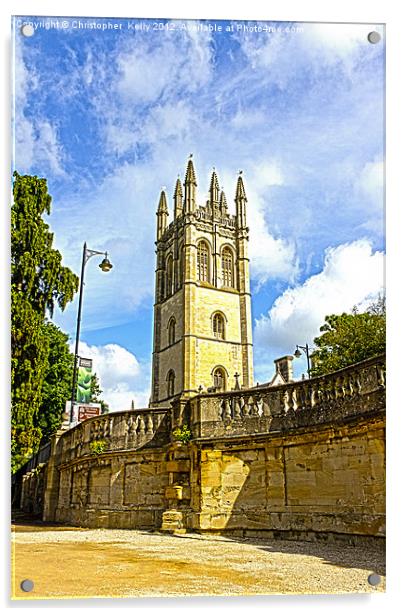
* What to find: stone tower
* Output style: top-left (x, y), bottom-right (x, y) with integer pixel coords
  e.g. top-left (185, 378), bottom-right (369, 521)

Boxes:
top-left (150, 157), bottom-right (253, 406)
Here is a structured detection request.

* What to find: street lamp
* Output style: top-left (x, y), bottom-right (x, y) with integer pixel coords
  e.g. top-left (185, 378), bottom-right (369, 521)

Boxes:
top-left (294, 343), bottom-right (311, 378)
top-left (70, 242), bottom-right (113, 423)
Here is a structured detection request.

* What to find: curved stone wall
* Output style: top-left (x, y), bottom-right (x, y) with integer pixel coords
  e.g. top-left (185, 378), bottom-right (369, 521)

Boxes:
top-left (19, 356), bottom-right (385, 542)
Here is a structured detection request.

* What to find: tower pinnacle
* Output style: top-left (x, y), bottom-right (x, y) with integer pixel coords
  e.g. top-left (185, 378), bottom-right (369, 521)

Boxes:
top-left (209, 169), bottom-right (220, 208)
top-left (174, 176), bottom-right (183, 218)
top-left (235, 173), bottom-right (247, 228)
top-left (156, 189), bottom-right (169, 239)
top-left (219, 189), bottom-right (228, 214)
top-left (184, 156), bottom-right (197, 212)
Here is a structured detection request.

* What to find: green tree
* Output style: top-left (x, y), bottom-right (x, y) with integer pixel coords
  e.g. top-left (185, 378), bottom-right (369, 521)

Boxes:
top-left (11, 172), bottom-right (78, 471)
top-left (90, 373), bottom-right (110, 414)
top-left (38, 322), bottom-right (75, 443)
top-left (310, 297), bottom-right (385, 377)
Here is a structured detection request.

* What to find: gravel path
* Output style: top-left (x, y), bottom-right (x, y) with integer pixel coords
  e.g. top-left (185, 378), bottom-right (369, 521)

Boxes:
top-left (11, 523), bottom-right (385, 599)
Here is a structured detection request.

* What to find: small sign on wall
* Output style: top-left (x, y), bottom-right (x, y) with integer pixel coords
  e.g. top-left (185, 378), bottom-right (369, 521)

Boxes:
top-left (77, 405), bottom-right (101, 422)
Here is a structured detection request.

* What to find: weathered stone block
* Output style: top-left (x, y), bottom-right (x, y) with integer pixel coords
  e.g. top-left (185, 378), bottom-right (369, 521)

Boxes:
top-left (165, 485), bottom-right (183, 499)
top-left (161, 509), bottom-right (185, 532)
top-left (166, 459), bottom-right (190, 472)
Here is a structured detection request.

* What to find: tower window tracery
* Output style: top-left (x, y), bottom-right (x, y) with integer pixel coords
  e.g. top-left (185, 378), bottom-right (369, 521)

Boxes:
top-left (222, 247), bottom-right (234, 288)
top-left (212, 313), bottom-right (225, 339)
top-left (168, 317), bottom-right (176, 345)
top-left (167, 370), bottom-right (175, 397)
top-left (197, 241), bottom-right (210, 282)
top-left (180, 245), bottom-right (185, 286)
top-left (213, 367), bottom-right (226, 391)
top-left (166, 254), bottom-right (174, 297)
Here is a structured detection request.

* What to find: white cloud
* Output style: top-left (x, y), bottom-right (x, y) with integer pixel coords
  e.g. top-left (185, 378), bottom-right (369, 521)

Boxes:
top-left (74, 342), bottom-right (150, 412)
top-left (353, 159), bottom-right (384, 236)
top-left (254, 239), bottom-right (385, 355)
top-left (355, 159), bottom-right (384, 209)
top-left (252, 160), bottom-right (284, 188)
top-left (237, 22), bottom-right (384, 89)
top-left (13, 39), bottom-right (65, 175)
top-left (308, 23), bottom-right (383, 59)
top-left (103, 25), bottom-right (213, 154)
top-left (231, 108), bottom-right (266, 128)
top-left (34, 121), bottom-right (65, 176)
top-left (246, 160), bottom-right (298, 285)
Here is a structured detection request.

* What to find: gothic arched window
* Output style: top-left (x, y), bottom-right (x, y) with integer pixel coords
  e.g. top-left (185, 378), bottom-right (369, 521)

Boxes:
top-left (166, 254), bottom-right (174, 297)
top-left (167, 370), bottom-right (175, 397)
top-left (179, 245), bottom-right (185, 286)
top-left (213, 367), bottom-right (226, 392)
top-left (168, 317), bottom-right (176, 345)
top-left (197, 241), bottom-right (210, 282)
top-left (212, 313), bottom-right (225, 339)
top-left (222, 247), bottom-right (234, 288)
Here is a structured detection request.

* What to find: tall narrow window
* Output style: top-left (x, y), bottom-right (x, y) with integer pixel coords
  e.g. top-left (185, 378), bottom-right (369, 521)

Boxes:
top-left (222, 247), bottom-right (234, 287)
top-left (180, 246), bottom-right (185, 286)
top-left (168, 317), bottom-right (176, 345)
top-left (167, 370), bottom-right (175, 397)
top-left (166, 255), bottom-right (173, 297)
top-left (197, 241), bottom-right (209, 282)
top-left (213, 313), bottom-right (225, 339)
top-left (213, 367), bottom-right (226, 391)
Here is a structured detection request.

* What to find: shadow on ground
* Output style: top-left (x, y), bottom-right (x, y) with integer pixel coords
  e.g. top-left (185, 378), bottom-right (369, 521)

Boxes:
top-left (11, 511), bottom-right (385, 577)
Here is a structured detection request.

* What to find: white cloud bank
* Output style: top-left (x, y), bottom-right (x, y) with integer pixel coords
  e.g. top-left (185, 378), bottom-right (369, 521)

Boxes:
top-left (13, 39), bottom-right (65, 176)
top-left (254, 239), bottom-right (385, 355)
top-left (73, 342), bottom-right (150, 412)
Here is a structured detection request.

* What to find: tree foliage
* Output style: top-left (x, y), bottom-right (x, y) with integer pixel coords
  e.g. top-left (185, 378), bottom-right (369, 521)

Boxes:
top-left (11, 172), bottom-right (78, 472)
top-left (90, 373), bottom-right (110, 414)
top-left (310, 297), bottom-right (385, 377)
top-left (38, 322), bottom-right (75, 444)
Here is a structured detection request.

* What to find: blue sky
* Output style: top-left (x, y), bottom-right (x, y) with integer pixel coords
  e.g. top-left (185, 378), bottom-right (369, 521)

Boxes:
top-left (13, 17), bottom-right (385, 409)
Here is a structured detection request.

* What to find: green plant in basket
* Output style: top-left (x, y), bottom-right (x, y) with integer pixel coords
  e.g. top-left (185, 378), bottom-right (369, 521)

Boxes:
top-left (172, 424), bottom-right (192, 444)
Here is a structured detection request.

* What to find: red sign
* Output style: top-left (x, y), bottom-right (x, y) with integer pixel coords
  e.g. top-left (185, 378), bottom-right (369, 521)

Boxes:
top-left (78, 405), bottom-right (101, 421)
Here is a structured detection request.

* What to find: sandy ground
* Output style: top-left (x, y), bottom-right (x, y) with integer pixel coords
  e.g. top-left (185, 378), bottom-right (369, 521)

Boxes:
top-left (11, 520), bottom-right (385, 600)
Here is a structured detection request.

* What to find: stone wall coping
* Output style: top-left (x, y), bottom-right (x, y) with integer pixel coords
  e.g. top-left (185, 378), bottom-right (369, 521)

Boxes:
top-left (191, 410), bottom-right (385, 445)
top-left (61, 406), bottom-right (170, 436)
top-left (195, 354), bottom-right (385, 400)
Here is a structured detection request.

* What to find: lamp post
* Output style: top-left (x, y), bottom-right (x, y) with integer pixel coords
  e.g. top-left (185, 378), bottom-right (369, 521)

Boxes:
top-left (70, 242), bottom-right (113, 423)
top-left (293, 343), bottom-right (311, 378)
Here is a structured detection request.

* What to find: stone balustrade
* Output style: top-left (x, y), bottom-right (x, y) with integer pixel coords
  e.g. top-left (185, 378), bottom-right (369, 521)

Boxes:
top-left (190, 355), bottom-right (385, 439)
top-left (56, 407), bottom-right (171, 463)
top-left (15, 355), bottom-right (385, 541)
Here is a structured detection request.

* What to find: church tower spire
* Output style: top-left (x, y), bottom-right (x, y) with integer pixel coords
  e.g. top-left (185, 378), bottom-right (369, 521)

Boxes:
top-left (184, 155), bottom-right (197, 213)
top-left (235, 172), bottom-right (247, 229)
top-left (156, 189), bottom-right (169, 240)
top-left (174, 176), bottom-right (183, 218)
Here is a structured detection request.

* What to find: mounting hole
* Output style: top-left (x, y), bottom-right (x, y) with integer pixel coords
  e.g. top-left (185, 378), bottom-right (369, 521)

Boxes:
top-left (368, 573), bottom-right (381, 586)
top-left (367, 31), bottom-right (381, 44)
top-left (21, 24), bottom-right (35, 37)
top-left (20, 579), bottom-right (34, 592)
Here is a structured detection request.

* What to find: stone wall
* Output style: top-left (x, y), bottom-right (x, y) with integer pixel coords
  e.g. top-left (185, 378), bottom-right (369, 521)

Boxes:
top-left (18, 356), bottom-right (385, 543)
top-left (188, 415), bottom-right (385, 540)
top-left (54, 448), bottom-right (168, 528)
